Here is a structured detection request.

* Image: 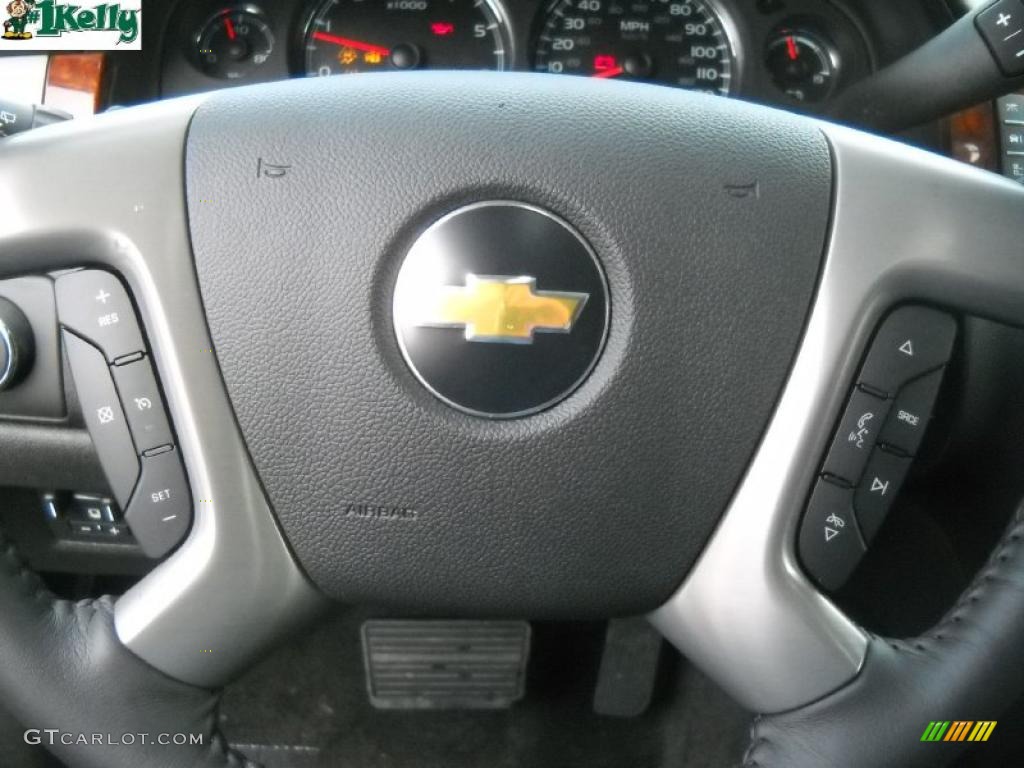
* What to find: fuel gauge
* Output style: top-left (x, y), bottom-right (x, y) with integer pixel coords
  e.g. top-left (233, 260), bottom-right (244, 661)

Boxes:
top-left (196, 6), bottom-right (275, 80)
top-left (765, 29), bottom-right (838, 103)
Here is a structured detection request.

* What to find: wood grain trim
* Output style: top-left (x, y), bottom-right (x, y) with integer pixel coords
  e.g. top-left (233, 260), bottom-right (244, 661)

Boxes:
top-left (948, 102), bottom-right (998, 172)
top-left (44, 53), bottom-right (106, 114)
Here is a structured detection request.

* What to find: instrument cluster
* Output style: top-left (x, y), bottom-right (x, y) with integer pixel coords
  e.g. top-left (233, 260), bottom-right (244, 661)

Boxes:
top-left (161, 0), bottom-right (876, 111)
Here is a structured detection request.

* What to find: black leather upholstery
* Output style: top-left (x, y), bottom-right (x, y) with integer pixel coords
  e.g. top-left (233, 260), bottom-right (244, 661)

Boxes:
top-left (744, 504), bottom-right (1024, 768)
top-left (0, 531), bottom-right (253, 768)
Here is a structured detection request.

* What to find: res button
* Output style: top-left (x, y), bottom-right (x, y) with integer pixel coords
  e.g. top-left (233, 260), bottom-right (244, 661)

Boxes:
top-left (55, 270), bottom-right (144, 364)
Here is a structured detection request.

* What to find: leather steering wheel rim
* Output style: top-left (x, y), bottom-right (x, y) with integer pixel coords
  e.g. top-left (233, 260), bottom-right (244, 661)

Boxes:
top-left (0, 529), bottom-right (246, 768)
top-left (744, 503), bottom-right (1024, 768)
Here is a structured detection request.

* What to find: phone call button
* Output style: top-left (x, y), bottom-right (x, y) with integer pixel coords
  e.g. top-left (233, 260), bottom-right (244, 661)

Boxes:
top-left (822, 387), bottom-right (891, 486)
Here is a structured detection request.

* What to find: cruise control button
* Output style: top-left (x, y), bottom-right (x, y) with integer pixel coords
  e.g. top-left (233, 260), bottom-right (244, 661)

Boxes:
top-left (55, 270), bottom-right (144, 363)
top-left (63, 331), bottom-right (139, 508)
top-left (878, 368), bottom-right (944, 456)
top-left (858, 306), bottom-right (956, 396)
top-left (798, 480), bottom-right (866, 592)
top-left (854, 448), bottom-right (912, 545)
top-left (124, 448), bottom-right (191, 558)
top-left (112, 357), bottom-right (173, 452)
top-left (822, 387), bottom-right (890, 485)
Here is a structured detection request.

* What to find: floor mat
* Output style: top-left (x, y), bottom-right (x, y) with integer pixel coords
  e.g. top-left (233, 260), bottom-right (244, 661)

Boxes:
top-left (219, 610), bottom-right (750, 768)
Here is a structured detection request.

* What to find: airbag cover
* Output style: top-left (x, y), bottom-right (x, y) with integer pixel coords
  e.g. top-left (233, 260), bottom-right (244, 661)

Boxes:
top-left (185, 72), bottom-right (830, 615)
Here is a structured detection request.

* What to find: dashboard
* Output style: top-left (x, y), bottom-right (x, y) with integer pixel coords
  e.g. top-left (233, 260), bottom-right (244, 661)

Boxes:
top-left (157, 0), bottom-right (946, 114)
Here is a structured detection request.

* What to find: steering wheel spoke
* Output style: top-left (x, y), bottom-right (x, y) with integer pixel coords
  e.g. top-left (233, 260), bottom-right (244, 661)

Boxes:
top-left (0, 96), bottom-right (325, 692)
top-left (650, 121), bottom-right (1024, 716)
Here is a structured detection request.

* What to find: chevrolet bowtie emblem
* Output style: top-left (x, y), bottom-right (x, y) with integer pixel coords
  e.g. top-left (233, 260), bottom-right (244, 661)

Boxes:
top-left (394, 202), bottom-right (608, 417)
top-left (412, 275), bottom-right (589, 343)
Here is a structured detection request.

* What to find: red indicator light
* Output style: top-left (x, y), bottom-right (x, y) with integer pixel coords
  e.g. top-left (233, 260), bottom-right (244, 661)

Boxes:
top-left (785, 36), bottom-right (799, 61)
top-left (593, 54), bottom-right (618, 71)
top-left (431, 22), bottom-right (455, 36)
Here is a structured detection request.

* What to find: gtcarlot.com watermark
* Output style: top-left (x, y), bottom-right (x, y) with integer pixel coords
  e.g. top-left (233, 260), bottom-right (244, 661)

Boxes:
top-left (25, 729), bottom-right (203, 747)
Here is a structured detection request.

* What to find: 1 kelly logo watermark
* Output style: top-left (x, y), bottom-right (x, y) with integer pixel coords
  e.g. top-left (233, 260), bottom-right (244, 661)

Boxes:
top-left (1, 1), bottom-right (140, 49)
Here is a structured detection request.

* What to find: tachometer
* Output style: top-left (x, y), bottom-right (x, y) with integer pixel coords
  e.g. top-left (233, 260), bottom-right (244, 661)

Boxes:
top-left (533, 0), bottom-right (737, 95)
top-left (304, 0), bottom-right (510, 77)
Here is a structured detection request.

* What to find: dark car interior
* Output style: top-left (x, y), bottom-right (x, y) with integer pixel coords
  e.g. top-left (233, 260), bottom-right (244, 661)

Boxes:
top-left (2, 0), bottom-right (1024, 766)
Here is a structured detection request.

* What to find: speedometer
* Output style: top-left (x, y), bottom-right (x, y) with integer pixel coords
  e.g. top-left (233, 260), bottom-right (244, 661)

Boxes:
top-left (533, 0), bottom-right (737, 95)
top-left (304, 0), bottom-right (510, 77)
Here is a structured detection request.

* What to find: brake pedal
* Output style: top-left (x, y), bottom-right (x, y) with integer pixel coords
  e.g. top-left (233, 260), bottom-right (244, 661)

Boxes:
top-left (362, 619), bottom-right (531, 710)
top-left (592, 617), bottom-right (663, 718)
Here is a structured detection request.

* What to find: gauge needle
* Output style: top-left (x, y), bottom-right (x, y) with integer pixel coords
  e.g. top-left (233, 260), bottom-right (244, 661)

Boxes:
top-left (592, 66), bottom-right (624, 79)
top-left (224, 15), bottom-right (236, 40)
top-left (312, 31), bottom-right (391, 56)
top-left (786, 35), bottom-right (799, 61)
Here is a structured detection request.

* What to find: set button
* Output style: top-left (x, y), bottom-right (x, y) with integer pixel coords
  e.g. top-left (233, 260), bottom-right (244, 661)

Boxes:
top-left (124, 448), bottom-right (192, 559)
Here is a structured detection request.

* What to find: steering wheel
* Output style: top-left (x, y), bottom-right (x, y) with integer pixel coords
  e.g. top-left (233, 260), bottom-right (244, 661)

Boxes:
top-left (1, 71), bottom-right (1023, 768)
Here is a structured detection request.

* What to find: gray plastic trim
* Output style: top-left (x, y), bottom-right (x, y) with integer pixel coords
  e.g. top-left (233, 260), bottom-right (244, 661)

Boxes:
top-left (0, 97), bottom-right (325, 688)
top-left (650, 123), bottom-right (1024, 714)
